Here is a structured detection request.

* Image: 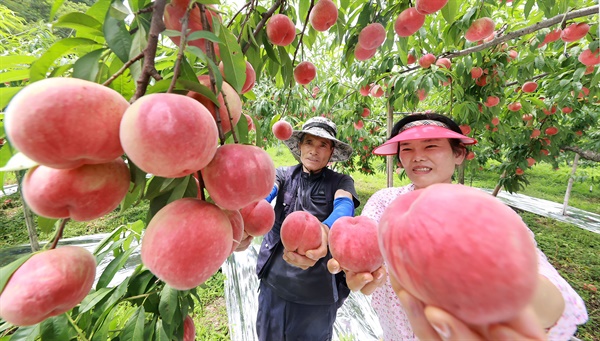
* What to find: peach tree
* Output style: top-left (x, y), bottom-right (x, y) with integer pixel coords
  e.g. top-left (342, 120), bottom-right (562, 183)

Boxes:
top-left (0, 0), bottom-right (598, 339)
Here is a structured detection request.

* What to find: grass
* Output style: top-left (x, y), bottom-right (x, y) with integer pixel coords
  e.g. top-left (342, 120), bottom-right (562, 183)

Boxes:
top-left (0, 148), bottom-right (598, 340)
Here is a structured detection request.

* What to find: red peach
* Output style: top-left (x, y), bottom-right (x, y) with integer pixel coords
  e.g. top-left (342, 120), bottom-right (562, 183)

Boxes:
top-left (545, 127), bottom-right (559, 136)
top-left (359, 84), bottom-right (371, 96)
top-left (329, 216), bottom-right (383, 273)
top-left (4, 77), bottom-right (129, 169)
top-left (417, 89), bottom-right (427, 101)
top-left (459, 125), bottom-right (471, 135)
top-left (394, 8), bottom-right (426, 37)
top-left (466, 151), bottom-right (475, 160)
top-left (141, 198), bottom-right (233, 290)
top-left (272, 120), bottom-right (293, 140)
top-left (575, 131), bottom-right (583, 136)
top-left (309, 0), bottom-right (338, 32)
top-left (245, 114), bottom-right (255, 131)
top-left (539, 28), bottom-right (562, 46)
top-left (280, 211), bottom-right (322, 255)
top-left (527, 157), bottom-right (536, 167)
top-left (560, 22), bottom-right (590, 42)
top-left (294, 61), bottom-right (317, 85)
top-left (522, 81), bottom-right (538, 93)
top-left (470, 67), bottom-right (483, 79)
top-left (407, 54), bottom-right (417, 64)
top-left (475, 75), bottom-right (488, 86)
top-left (415, 0), bottom-right (449, 14)
top-left (187, 75), bottom-right (242, 133)
top-left (418, 53), bottom-right (436, 68)
top-left (358, 23), bottom-right (386, 50)
top-left (507, 102), bottom-right (522, 111)
top-left (507, 49), bottom-right (518, 61)
top-left (522, 114), bottom-right (533, 121)
top-left (183, 315), bottom-right (196, 341)
top-left (164, 1), bottom-right (221, 55)
top-left (584, 65), bottom-right (595, 75)
top-left (354, 120), bottom-right (364, 129)
top-left (465, 17), bottom-right (495, 42)
top-left (361, 108), bottom-right (371, 117)
top-left (240, 200), bottom-right (275, 237)
top-left (435, 57), bottom-right (452, 69)
top-left (0, 246), bottom-right (96, 326)
top-left (531, 129), bottom-right (541, 138)
top-left (370, 84), bottom-right (384, 97)
top-left (202, 144), bottom-right (276, 210)
top-left (378, 184), bottom-right (538, 325)
top-left (219, 60), bottom-right (256, 94)
top-left (222, 209), bottom-right (245, 253)
top-left (561, 107), bottom-right (572, 114)
top-left (515, 168), bottom-right (524, 175)
top-left (491, 117), bottom-right (500, 126)
top-left (354, 44), bottom-right (378, 61)
top-left (484, 95), bottom-right (500, 107)
top-left (121, 93), bottom-right (219, 178)
top-left (266, 14), bottom-right (296, 46)
top-left (23, 158), bottom-right (130, 221)
top-left (540, 149), bottom-right (549, 156)
top-left (578, 49), bottom-right (600, 66)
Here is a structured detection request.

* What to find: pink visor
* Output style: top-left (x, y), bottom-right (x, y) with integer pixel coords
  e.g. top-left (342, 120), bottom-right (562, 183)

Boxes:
top-left (373, 125), bottom-right (477, 156)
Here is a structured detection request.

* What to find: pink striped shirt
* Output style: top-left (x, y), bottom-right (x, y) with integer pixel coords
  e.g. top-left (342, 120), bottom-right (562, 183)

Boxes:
top-left (362, 184), bottom-right (588, 341)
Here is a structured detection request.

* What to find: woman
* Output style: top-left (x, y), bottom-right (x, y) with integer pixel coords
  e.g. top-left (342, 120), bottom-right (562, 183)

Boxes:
top-left (329, 113), bottom-right (588, 340)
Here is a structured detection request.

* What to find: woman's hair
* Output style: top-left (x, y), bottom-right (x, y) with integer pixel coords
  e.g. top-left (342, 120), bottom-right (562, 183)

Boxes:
top-left (390, 113), bottom-right (467, 159)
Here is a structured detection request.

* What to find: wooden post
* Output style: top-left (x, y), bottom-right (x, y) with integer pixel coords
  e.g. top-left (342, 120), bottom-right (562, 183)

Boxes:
top-left (15, 171), bottom-right (40, 252)
top-left (562, 154), bottom-right (580, 216)
top-left (386, 103), bottom-right (394, 188)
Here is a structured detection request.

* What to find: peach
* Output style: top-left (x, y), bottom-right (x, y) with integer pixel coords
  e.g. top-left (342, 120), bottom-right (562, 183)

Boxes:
top-left (418, 53), bottom-right (436, 68)
top-left (417, 89), bottom-right (427, 101)
top-left (545, 127), bottom-right (559, 136)
top-left (219, 60), bottom-right (256, 94)
top-left (329, 216), bottom-right (382, 273)
top-left (394, 8), bottom-right (425, 37)
top-left (378, 183), bottom-right (538, 325)
top-left (540, 149), bottom-right (549, 156)
top-left (561, 107), bottom-right (573, 114)
top-left (539, 28), bottom-right (562, 46)
top-left (507, 102), bottom-right (522, 111)
top-left (531, 129), bottom-right (541, 138)
top-left (370, 84), bottom-right (384, 97)
top-left (359, 84), bottom-right (371, 96)
top-left (361, 108), bottom-right (371, 117)
top-left (466, 151), bottom-right (475, 160)
top-left (309, 0), bottom-right (338, 32)
top-left (280, 211), bottom-right (322, 255)
top-left (240, 200), bottom-right (275, 236)
top-left (294, 61), bottom-right (317, 85)
top-left (164, 1), bottom-right (221, 55)
top-left (522, 81), bottom-right (538, 93)
top-left (465, 17), bottom-right (495, 42)
top-left (0, 246), bottom-right (96, 326)
top-left (522, 114), bottom-right (533, 121)
top-left (4, 77), bottom-right (128, 169)
top-left (407, 54), bottom-right (417, 64)
top-left (121, 93), bottom-right (218, 178)
top-left (459, 125), bottom-right (471, 135)
top-left (187, 75), bottom-right (242, 133)
top-left (435, 57), bottom-right (451, 69)
top-left (560, 22), bottom-right (590, 42)
top-left (201, 144), bottom-right (276, 210)
top-left (578, 49), bottom-right (600, 66)
top-left (354, 120), bottom-right (364, 129)
top-left (491, 117), bottom-right (500, 126)
top-left (354, 44), bottom-right (378, 61)
top-left (222, 209), bottom-right (245, 253)
top-left (358, 23), bottom-right (386, 50)
top-left (183, 315), bottom-right (196, 341)
top-left (244, 114), bottom-right (255, 131)
top-left (415, 0), bottom-right (449, 14)
top-left (484, 95), bottom-right (500, 107)
top-left (22, 158), bottom-right (130, 221)
top-left (266, 14), bottom-right (296, 46)
top-left (470, 67), bottom-right (483, 79)
top-left (507, 49), bottom-right (518, 60)
top-left (141, 198), bottom-right (233, 290)
top-left (515, 168), bottom-right (524, 175)
top-left (272, 120), bottom-right (293, 140)
top-left (527, 157), bottom-right (536, 167)
top-left (475, 75), bottom-right (488, 86)
top-left (584, 65), bottom-right (595, 75)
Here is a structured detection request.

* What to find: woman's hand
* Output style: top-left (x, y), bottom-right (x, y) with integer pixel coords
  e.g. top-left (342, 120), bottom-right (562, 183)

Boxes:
top-left (283, 224), bottom-right (329, 270)
top-left (327, 258), bottom-right (387, 295)
top-left (234, 231), bottom-right (254, 252)
top-left (389, 275), bottom-right (548, 341)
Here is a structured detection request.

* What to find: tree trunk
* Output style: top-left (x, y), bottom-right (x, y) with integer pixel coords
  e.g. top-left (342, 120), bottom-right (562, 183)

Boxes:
top-left (15, 171), bottom-right (40, 252)
top-left (457, 163), bottom-right (465, 185)
top-left (562, 154), bottom-right (580, 216)
top-left (386, 103), bottom-right (394, 188)
top-left (491, 170), bottom-right (507, 197)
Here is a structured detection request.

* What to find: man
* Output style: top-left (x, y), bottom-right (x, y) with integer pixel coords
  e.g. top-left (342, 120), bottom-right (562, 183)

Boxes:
top-left (256, 116), bottom-right (360, 340)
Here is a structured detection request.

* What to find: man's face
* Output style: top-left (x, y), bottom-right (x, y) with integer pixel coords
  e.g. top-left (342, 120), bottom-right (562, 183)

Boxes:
top-left (299, 134), bottom-right (334, 172)
top-left (398, 138), bottom-right (465, 189)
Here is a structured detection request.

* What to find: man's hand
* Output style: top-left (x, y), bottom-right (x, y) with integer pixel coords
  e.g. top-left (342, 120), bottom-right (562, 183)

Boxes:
top-left (327, 258), bottom-right (387, 295)
top-left (283, 224), bottom-right (329, 270)
top-left (234, 231), bottom-right (253, 252)
top-left (389, 275), bottom-right (548, 341)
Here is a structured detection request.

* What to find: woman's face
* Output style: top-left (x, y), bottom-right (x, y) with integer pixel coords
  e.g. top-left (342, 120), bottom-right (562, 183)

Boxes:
top-left (398, 138), bottom-right (465, 190)
top-left (299, 134), bottom-right (334, 172)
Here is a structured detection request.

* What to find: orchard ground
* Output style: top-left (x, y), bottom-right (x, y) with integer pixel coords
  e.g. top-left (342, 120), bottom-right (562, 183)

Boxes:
top-left (0, 146), bottom-right (598, 340)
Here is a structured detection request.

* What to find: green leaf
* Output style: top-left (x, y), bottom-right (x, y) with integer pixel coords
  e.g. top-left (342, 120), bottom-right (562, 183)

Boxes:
top-left (154, 320), bottom-right (170, 341)
top-left (119, 306), bottom-right (145, 341)
top-left (0, 87), bottom-right (22, 109)
top-left (0, 253), bottom-right (34, 295)
top-left (0, 70), bottom-right (30, 83)
top-left (96, 245), bottom-right (136, 288)
top-left (177, 79), bottom-right (220, 105)
top-left (167, 176), bottom-right (190, 204)
top-left (120, 183), bottom-right (143, 213)
top-left (0, 56), bottom-right (36, 69)
top-left (50, 0), bottom-right (66, 22)
top-left (30, 38), bottom-right (102, 82)
top-left (441, 0), bottom-right (458, 25)
top-left (158, 285), bottom-right (179, 334)
top-left (7, 324), bottom-right (40, 341)
top-left (53, 12), bottom-right (104, 36)
top-left (78, 287), bottom-right (115, 314)
top-left (524, 0), bottom-right (535, 19)
top-left (40, 314), bottom-right (73, 341)
top-left (187, 31), bottom-right (221, 43)
top-left (103, 14), bottom-right (132, 63)
top-left (218, 26), bottom-right (246, 93)
top-left (36, 216), bottom-right (58, 235)
top-left (73, 49), bottom-right (105, 82)
top-left (93, 225), bottom-right (125, 256)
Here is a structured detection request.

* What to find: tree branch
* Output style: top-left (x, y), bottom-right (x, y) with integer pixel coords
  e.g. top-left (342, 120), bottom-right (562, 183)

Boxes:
top-left (131, 0), bottom-right (167, 102)
top-left (49, 218), bottom-right (70, 250)
top-left (562, 146), bottom-right (600, 162)
top-left (241, 0), bottom-right (283, 54)
top-left (103, 52), bottom-right (145, 87)
top-left (168, 1), bottom-right (193, 93)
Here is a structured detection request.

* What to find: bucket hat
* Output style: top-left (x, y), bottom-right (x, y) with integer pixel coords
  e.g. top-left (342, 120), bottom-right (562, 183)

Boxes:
top-left (373, 119), bottom-right (477, 155)
top-left (283, 117), bottom-right (353, 162)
